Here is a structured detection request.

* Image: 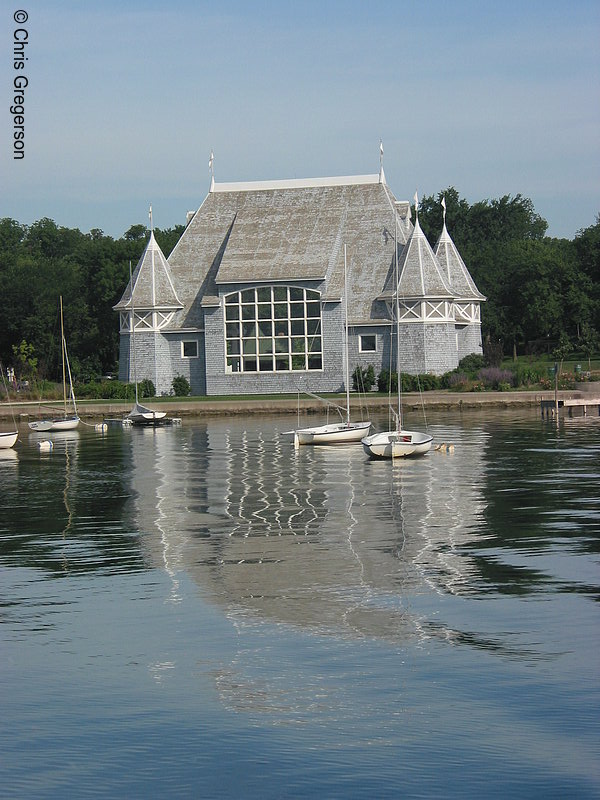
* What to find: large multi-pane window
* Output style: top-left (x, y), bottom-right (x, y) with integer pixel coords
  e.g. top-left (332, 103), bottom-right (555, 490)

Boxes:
top-left (224, 286), bottom-right (322, 373)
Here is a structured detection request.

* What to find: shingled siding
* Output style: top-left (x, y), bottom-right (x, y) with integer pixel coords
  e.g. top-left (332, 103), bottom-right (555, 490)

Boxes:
top-left (119, 332), bottom-right (158, 387)
top-left (117, 332), bottom-right (205, 396)
top-left (159, 332), bottom-right (207, 396)
top-left (347, 325), bottom-right (392, 380)
top-left (398, 322), bottom-right (459, 376)
top-left (203, 298), bottom-right (348, 396)
top-left (457, 324), bottom-right (483, 363)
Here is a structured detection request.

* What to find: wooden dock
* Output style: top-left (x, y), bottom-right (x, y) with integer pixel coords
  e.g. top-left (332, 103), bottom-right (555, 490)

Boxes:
top-left (541, 395), bottom-right (600, 418)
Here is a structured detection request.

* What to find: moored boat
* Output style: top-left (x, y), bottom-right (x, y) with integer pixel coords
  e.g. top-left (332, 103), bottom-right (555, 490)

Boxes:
top-left (0, 430), bottom-right (18, 449)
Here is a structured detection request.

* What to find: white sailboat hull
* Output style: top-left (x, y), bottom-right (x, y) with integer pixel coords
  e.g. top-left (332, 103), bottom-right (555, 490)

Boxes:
top-left (0, 430), bottom-right (18, 448)
top-left (293, 420), bottom-right (371, 445)
top-left (362, 429), bottom-right (433, 459)
top-left (29, 415), bottom-right (79, 432)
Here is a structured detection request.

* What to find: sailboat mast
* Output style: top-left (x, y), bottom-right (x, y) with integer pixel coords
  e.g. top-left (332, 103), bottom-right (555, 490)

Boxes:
top-left (344, 244), bottom-right (350, 425)
top-left (129, 260), bottom-right (139, 406)
top-left (395, 215), bottom-right (402, 430)
top-left (60, 295), bottom-right (67, 415)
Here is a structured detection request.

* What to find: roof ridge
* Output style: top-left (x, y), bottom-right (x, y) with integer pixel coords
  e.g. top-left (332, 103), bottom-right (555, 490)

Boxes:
top-left (211, 174), bottom-right (382, 193)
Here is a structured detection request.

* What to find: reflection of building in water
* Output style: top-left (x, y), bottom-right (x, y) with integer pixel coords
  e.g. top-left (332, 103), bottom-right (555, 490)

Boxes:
top-left (128, 417), bottom-right (495, 711)
top-left (130, 418), bottom-right (489, 642)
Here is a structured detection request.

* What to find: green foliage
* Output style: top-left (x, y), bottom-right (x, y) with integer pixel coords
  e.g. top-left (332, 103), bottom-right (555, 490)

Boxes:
top-left (377, 369), bottom-right (397, 393)
top-left (172, 375), bottom-right (191, 397)
top-left (75, 379), bottom-right (134, 400)
top-left (579, 323), bottom-right (599, 369)
top-left (553, 331), bottom-right (572, 371)
top-left (458, 354), bottom-right (485, 375)
top-left (352, 364), bottom-right (375, 392)
top-left (138, 379), bottom-right (155, 398)
top-left (376, 369), bottom-right (442, 393)
top-left (0, 216), bottom-right (182, 380)
top-left (11, 339), bottom-right (37, 379)
top-left (509, 363), bottom-right (546, 387)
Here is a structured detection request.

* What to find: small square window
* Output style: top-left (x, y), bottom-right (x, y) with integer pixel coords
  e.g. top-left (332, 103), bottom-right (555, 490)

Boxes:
top-left (359, 334), bottom-right (377, 353)
top-left (182, 340), bottom-right (198, 358)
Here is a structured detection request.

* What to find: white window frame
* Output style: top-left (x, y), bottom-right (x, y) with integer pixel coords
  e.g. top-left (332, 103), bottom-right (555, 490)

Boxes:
top-left (181, 340), bottom-right (198, 359)
top-left (359, 334), bottom-right (377, 353)
top-left (223, 286), bottom-right (323, 374)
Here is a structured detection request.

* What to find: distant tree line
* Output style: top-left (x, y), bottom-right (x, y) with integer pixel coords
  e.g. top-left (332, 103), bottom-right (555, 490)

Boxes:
top-left (0, 218), bottom-right (183, 383)
top-left (0, 188), bottom-right (598, 384)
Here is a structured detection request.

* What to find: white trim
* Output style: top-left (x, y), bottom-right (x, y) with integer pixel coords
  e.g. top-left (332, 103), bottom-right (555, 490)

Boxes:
top-left (359, 333), bottom-right (377, 353)
top-left (181, 340), bottom-right (199, 359)
top-left (212, 174), bottom-right (382, 194)
top-left (223, 285), bottom-right (323, 374)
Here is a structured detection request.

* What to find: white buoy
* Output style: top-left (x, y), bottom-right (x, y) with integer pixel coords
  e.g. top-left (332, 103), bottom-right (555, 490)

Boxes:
top-left (95, 423), bottom-right (108, 433)
top-left (37, 440), bottom-right (53, 452)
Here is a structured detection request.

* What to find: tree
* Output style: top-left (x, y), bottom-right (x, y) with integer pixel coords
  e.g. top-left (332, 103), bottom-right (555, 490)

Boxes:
top-left (12, 339), bottom-right (37, 381)
top-left (553, 332), bottom-right (572, 374)
top-left (579, 323), bottom-right (599, 370)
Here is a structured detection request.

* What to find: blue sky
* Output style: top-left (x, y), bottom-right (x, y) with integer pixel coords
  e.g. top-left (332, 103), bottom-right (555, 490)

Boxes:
top-left (2, 0), bottom-right (599, 239)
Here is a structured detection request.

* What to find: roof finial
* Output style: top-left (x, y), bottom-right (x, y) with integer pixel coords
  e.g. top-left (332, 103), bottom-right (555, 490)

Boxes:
top-left (413, 190), bottom-right (419, 220)
top-left (209, 150), bottom-right (215, 191)
top-left (441, 194), bottom-right (446, 225)
top-left (379, 140), bottom-right (384, 182)
top-left (149, 204), bottom-right (153, 233)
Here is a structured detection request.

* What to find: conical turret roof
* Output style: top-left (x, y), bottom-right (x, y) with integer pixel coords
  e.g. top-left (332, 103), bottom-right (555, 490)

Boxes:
top-left (434, 223), bottom-right (486, 301)
top-left (114, 231), bottom-right (183, 311)
top-left (391, 216), bottom-right (454, 300)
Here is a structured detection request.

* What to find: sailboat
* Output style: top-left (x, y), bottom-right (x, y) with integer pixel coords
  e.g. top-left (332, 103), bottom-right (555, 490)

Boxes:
top-left (126, 245), bottom-right (167, 427)
top-left (362, 199), bottom-right (432, 459)
top-left (287, 245), bottom-right (371, 446)
top-left (0, 362), bottom-right (18, 449)
top-left (28, 297), bottom-right (80, 432)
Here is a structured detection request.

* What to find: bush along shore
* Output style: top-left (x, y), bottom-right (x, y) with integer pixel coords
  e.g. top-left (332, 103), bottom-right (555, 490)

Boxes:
top-left (3, 355), bottom-right (599, 420)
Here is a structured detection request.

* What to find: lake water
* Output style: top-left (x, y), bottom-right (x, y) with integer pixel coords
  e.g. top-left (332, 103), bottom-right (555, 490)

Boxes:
top-left (1, 408), bottom-right (599, 799)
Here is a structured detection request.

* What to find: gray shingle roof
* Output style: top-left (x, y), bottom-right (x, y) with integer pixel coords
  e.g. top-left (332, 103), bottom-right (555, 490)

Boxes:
top-left (166, 175), bottom-right (412, 326)
top-left (124, 175), bottom-right (482, 330)
top-left (384, 216), bottom-right (454, 300)
top-left (434, 223), bottom-right (486, 301)
top-left (114, 231), bottom-right (183, 311)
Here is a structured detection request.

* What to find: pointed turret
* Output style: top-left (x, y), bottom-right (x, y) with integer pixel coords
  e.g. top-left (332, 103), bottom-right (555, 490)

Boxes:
top-left (434, 222), bottom-right (485, 302)
top-left (396, 215), bottom-right (454, 301)
top-left (114, 228), bottom-right (183, 314)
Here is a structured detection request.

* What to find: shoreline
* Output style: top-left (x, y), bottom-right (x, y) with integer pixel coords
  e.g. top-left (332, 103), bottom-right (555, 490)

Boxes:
top-left (0, 389), bottom-right (584, 420)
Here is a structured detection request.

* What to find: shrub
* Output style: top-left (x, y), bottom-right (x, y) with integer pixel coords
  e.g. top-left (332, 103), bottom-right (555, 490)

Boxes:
top-left (448, 372), bottom-right (469, 390)
top-left (138, 379), bottom-right (155, 398)
top-left (352, 365), bottom-right (375, 393)
top-left (511, 364), bottom-right (546, 387)
top-left (377, 369), bottom-right (398, 393)
top-left (76, 379), bottom-right (132, 399)
top-left (477, 367), bottom-right (514, 389)
top-left (416, 373), bottom-right (442, 391)
top-left (557, 372), bottom-right (576, 390)
top-left (172, 375), bottom-right (191, 397)
top-left (458, 354), bottom-right (485, 376)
